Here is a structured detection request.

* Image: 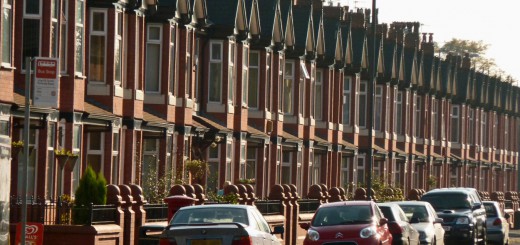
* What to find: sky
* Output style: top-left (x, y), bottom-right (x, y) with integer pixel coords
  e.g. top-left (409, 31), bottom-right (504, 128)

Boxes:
top-left (336, 0), bottom-right (520, 83)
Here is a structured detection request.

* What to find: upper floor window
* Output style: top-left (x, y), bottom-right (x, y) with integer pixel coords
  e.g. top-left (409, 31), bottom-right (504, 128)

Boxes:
top-left (114, 11), bottom-right (123, 85)
top-left (22, 0), bottom-right (42, 70)
top-left (468, 108), bottom-right (474, 145)
top-left (283, 60), bottom-right (294, 114)
top-left (358, 80), bottom-right (367, 128)
top-left (395, 91), bottom-right (403, 135)
top-left (451, 105), bottom-right (459, 143)
top-left (228, 42), bottom-right (235, 103)
top-left (299, 62), bottom-right (308, 116)
top-left (1, 0), bottom-right (13, 66)
top-left (75, 0), bottom-right (84, 74)
top-left (277, 56), bottom-right (284, 112)
top-left (242, 46), bottom-right (249, 106)
top-left (414, 96), bottom-right (422, 138)
top-left (493, 114), bottom-right (498, 148)
top-left (357, 155), bottom-right (366, 184)
top-left (208, 41), bottom-right (223, 102)
top-left (169, 26), bottom-right (176, 96)
top-left (481, 112), bottom-right (487, 147)
top-left (504, 117), bottom-right (509, 150)
top-left (59, 0), bottom-right (68, 72)
top-left (374, 85), bottom-right (383, 131)
top-left (145, 24), bottom-right (162, 93)
top-left (265, 53), bottom-right (272, 111)
top-left (89, 9), bottom-right (107, 83)
top-left (315, 69), bottom-right (323, 120)
top-left (51, 0), bottom-right (59, 58)
top-left (248, 51), bottom-right (260, 109)
top-left (432, 99), bottom-right (438, 140)
top-left (185, 33), bottom-right (192, 98)
top-left (343, 76), bottom-right (351, 125)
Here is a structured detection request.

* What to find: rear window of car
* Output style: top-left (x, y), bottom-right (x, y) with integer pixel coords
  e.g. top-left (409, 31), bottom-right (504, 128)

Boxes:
top-left (171, 207), bottom-right (249, 225)
top-left (312, 205), bottom-right (372, 227)
top-left (398, 205), bottom-right (428, 222)
top-left (422, 193), bottom-right (471, 210)
top-left (484, 203), bottom-right (498, 217)
top-left (379, 206), bottom-right (396, 222)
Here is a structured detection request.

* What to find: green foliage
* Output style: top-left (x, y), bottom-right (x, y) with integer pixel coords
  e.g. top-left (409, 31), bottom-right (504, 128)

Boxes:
top-left (142, 167), bottom-right (174, 204)
top-left (358, 177), bottom-right (404, 202)
top-left (73, 165), bottom-right (107, 224)
top-left (207, 191), bottom-right (239, 204)
top-left (11, 140), bottom-right (24, 148)
top-left (185, 159), bottom-right (209, 179)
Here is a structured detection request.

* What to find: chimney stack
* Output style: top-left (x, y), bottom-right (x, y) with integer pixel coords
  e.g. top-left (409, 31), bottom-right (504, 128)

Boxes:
top-left (350, 9), bottom-right (365, 29)
top-left (294, 0), bottom-right (312, 6)
top-left (462, 52), bottom-right (471, 69)
top-left (323, 5), bottom-right (342, 20)
top-left (421, 33), bottom-right (434, 55)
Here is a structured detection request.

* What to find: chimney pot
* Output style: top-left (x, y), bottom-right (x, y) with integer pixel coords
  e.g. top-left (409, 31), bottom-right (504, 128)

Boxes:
top-left (428, 33), bottom-right (433, 43)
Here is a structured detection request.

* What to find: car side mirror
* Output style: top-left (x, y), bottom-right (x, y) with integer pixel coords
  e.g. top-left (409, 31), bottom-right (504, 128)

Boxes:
top-left (472, 203), bottom-right (482, 210)
top-left (505, 213), bottom-right (511, 219)
top-left (272, 225), bottom-right (284, 235)
top-left (300, 223), bottom-right (310, 230)
top-left (434, 218), bottom-right (444, 224)
top-left (379, 218), bottom-right (388, 226)
top-left (409, 217), bottom-right (419, 224)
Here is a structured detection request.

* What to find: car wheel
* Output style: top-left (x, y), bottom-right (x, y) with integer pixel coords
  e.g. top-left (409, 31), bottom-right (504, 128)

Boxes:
top-left (479, 227), bottom-right (487, 245)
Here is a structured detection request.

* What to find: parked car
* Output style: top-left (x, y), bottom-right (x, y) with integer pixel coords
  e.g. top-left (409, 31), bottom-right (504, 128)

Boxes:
top-left (483, 201), bottom-right (510, 245)
top-left (421, 188), bottom-right (487, 245)
top-left (378, 203), bottom-right (421, 245)
top-left (158, 204), bottom-right (284, 245)
top-left (300, 200), bottom-right (392, 245)
top-left (392, 201), bottom-right (445, 245)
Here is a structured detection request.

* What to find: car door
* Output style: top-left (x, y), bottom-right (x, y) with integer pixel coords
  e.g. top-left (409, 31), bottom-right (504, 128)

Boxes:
top-left (426, 204), bottom-right (444, 245)
top-left (374, 205), bottom-right (392, 245)
top-left (398, 207), bottom-right (419, 245)
top-left (251, 209), bottom-right (276, 245)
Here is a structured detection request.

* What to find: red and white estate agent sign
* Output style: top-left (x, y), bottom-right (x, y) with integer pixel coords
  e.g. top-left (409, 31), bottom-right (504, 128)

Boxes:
top-left (33, 58), bottom-right (59, 108)
top-left (15, 222), bottom-right (44, 245)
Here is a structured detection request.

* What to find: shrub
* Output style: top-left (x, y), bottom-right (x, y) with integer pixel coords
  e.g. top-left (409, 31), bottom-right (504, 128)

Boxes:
top-left (73, 165), bottom-right (107, 224)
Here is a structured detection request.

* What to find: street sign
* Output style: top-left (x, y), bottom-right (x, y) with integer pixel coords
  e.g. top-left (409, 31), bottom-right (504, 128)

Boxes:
top-left (15, 222), bottom-right (44, 245)
top-left (33, 58), bottom-right (59, 108)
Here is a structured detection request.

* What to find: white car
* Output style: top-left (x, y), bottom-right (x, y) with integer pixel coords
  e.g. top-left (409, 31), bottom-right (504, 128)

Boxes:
top-left (392, 201), bottom-right (445, 245)
top-left (159, 204), bottom-right (284, 245)
top-left (483, 201), bottom-right (510, 245)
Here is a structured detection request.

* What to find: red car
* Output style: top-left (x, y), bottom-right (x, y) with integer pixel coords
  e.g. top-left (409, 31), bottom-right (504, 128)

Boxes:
top-left (301, 200), bottom-right (393, 245)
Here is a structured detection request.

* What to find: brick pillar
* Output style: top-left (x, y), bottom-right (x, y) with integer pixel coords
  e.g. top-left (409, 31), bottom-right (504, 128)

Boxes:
top-left (281, 185), bottom-right (294, 245)
top-left (237, 184), bottom-right (249, 205)
top-left (289, 185), bottom-right (299, 245)
top-left (328, 187), bottom-right (342, 202)
top-left (245, 184), bottom-right (257, 205)
top-left (119, 185), bottom-right (136, 245)
top-left (130, 184), bottom-right (147, 244)
top-left (192, 184), bottom-right (207, 205)
top-left (106, 185), bottom-right (124, 244)
top-left (307, 184), bottom-right (326, 204)
top-left (268, 185), bottom-right (287, 244)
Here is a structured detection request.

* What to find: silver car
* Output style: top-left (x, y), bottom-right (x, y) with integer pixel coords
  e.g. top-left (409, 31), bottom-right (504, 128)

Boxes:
top-left (483, 201), bottom-right (510, 245)
top-left (392, 201), bottom-right (445, 245)
top-left (159, 204), bottom-right (284, 245)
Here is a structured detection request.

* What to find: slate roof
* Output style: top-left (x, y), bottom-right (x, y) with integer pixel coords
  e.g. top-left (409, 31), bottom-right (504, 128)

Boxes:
top-left (257, 0), bottom-right (279, 46)
top-left (148, 0), bottom-right (178, 22)
top-left (206, 0), bottom-right (241, 37)
top-left (291, 5), bottom-right (312, 56)
top-left (383, 39), bottom-right (396, 82)
top-left (323, 15), bottom-right (340, 65)
top-left (350, 28), bottom-right (365, 70)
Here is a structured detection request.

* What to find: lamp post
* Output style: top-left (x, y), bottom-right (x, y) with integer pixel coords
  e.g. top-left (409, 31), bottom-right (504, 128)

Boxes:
top-left (366, 0), bottom-right (377, 200)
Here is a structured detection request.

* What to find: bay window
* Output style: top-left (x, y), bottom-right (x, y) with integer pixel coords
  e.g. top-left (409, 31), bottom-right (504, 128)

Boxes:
top-left (51, 0), bottom-right (59, 57)
top-left (468, 108), bottom-right (474, 145)
top-left (396, 92), bottom-right (403, 134)
top-left (242, 46), bottom-right (249, 105)
top-left (415, 96), bottom-right (422, 137)
top-left (59, 0), bottom-right (67, 72)
top-left (169, 26), bottom-right (176, 95)
top-left (374, 85), bottom-right (382, 131)
top-left (114, 11), bottom-right (123, 84)
top-left (481, 112), bottom-right (487, 147)
top-left (228, 42), bottom-right (235, 103)
top-left (432, 99), bottom-right (438, 140)
top-left (451, 105), bottom-right (459, 143)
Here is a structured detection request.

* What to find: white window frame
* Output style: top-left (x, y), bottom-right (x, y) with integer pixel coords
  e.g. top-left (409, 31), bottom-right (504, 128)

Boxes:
top-left (46, 124), bottom-right (56, 199)
top-left (312, 153), bottom-right (321, 185)
top-left (1, 0), bottom-right (13, 66)
top-left (493, 114), bottom-right (498, 148)
top-left (22, 0), bottom-right (42, 71)
top-left (114, 10), bottom-right (123, 86)
top-left (315, 69), bottom-right (323, 120)
top-left (340, 156), bottom-right (350, 188)
top-left (481, 112), bottom-right (487, 147)
top-left (248, 51), bottom-right (260, 109)
top-left (245, 146), bottom-right (256, 181)
top-left (111, 132), bottom-right (120, 184)
top-left (374, 85), bottom-right (383, 131)
top-left (266, 53), bottom-right (272, 111)
top-left (451, 105), bottom-right (460, 143)
top-left (87, 131), bottom-right (105, 175)
top-left (396, 91), bottom-right (403, 134)
top-left (18, 129), bottom-right (39, 197)
top-left (468, 108), bottom-right (474, 145)
top-left (51, 0), bottom-right (59, 58)
top-left (299, 62), bottom-right (308, 117)
top-left (228, 42), bottom-right (235, 104)
top-left (169, 26), bottom-right (176, 96)
top-left (71, 124), bottom-right (81, 194)
top-left (142, 138), bottom-right (159, 185)
top-left (239, 142), bottom-right (246, 179)
top-left (283, 60), bottom-right (295, 115)
top-left (359, 80), bottom-right (368, 128)
top-left (415, 95), bottom-right (422, 138)
top-left (89, 9), bottom-right (107, 83)
top-left (241, 46), bottom-right (249, 106)
top-left (432, 99), bottom-right (438, 140)
top-left (504, 117), bottom-right (509, 151)
top-left (343, 76), bottom-right (351, 125)
top-left (278, 56), bottom-right (284, 113)
top-left (75, 0), bottom-right (84, 75)
top-left (208, 40), bottom-right (223, 103)
top-left (225, 141), bottom-right (233, 182)
top-left (145, 24), bottom-right (162, 93)
top-left (59, 0), bottom-right (68, 73)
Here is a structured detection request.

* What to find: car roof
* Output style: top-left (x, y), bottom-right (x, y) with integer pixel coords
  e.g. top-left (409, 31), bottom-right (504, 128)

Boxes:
top-left (424, 187), bottom-right (477, 195)
top-left (178, 204), bottom-right (252, 211)
top-left (319, 200), bottom-right (374, 208)
top-left (377, 203), bottom-right (399, 207)
top-left (391, 201), bottom-right (431, 206)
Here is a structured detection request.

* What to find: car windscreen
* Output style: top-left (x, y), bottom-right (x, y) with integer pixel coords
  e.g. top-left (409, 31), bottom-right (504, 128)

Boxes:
top-left (171, 207), bottom-right (249, 225)
top-left (379, 206), bottom-right (396, 222)
top-left (311, 205), bottom-right (372, 227)
top-left (421, 193), bottom-right (471, 210)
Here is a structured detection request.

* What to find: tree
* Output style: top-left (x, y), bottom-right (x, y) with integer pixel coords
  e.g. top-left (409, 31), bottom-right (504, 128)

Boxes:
top-left (439, 38), bottom-right (500, 76)
top-left (73, 165), bottom-right (107, 224)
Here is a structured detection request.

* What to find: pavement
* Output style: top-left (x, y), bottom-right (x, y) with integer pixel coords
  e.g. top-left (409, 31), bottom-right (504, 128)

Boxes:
top-left (510, 228), bottom-right (520, 244)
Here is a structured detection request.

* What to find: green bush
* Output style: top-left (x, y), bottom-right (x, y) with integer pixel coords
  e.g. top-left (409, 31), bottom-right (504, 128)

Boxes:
top-left (73, 165), bottom-right (107, 224)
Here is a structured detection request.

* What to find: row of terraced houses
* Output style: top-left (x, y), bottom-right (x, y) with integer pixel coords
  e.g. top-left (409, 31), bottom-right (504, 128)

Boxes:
top-left (1, 0), bottom-right (520, 228)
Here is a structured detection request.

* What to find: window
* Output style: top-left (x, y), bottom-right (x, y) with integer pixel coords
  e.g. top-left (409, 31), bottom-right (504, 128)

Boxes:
top-left (51, 0), bottom-right (59, 57)
top-left (18, 129), bottom-right (39, 197)
top-left (359, 81), bottom-right (367, 128)
top-left (165, 135), bottom-right (174, 187)
top-left (22, 0), bottom-right (41, 70)
top-left (114, 11), bottom-right (123, 84)
top-left (71, 125), bottom-right (81, 193)
top-left (208, 41), bottom-right (223, 102)
top-left (194, 39), bottom-right (200, 100)
top-left (242, 46), bottom-right (249, 105)
top-left (75, 0), bottom-right (84, 74)
top-left (89, 9), bottom-right (106, 83)
top-left (357, 155), bottom-right (365, 185)
top-left (451, 105), bottom-right (459, 142)
top-left (142, 138), bottom-right (159, 192)
top-left (145, 25), bottom-right (162, 92)
top-left (396, 92), bottom-right (403, 134)
top-left (315, 69), bottom-right (323, 120)
top-left (343, 76), bottom-right (351, 125)
top-left (112, 132), bottom-right (120, 184)
top-left (276, 146), bottom-right (281, 184)
top-left (312, 153), bottom-right (321, 185)
top-left (468, 108), bottom-right (474, 145)
top-left (281, 151), bottom-right (292, 184)
top-left (246, 146), bottom-right (256, 181)
top-left (225, 142), bottom-right (233, 181)
top-left (284, 61), bottom-right (294, 114)
top-left (228, 42), bottom-right (235, 103)
top-left (493, 114), bottom-right (498, 148)
top-left (393, 161), bottom-right (402, 188)
top-left (207, 145), bottom-right (219, 193)
top-left (239, 143), bottom-right (246, 179)
top-left (432, 99), bottom-right (438, 140)
top-left (415, 96), bottom-right (422, 138)
top-left (296, 151), bottom-right (302, 194)
top-left (2, 0), bottom-right (13, 65)
top-left (46, 123), bottom-right (56, 199)
top-left (87, 131), bottom-right (104, 174)
top-left (185, 33), bottom-right (192, 98)
top-left (169, 26), bottom-right (176, 95)
top-left (504, 117), bottom-right (508, 150)
top-left (59, 0), bottom-right (67, 72)
top-left (450, 165), bottom-right (458, 187)
top-left (481, 112), bottom-right (487, 147)
top-left (299, 62), bottom-right (306, 116)
top-left (266, 53), bottom-right (272, 111)
top-left (340, 156), bottom-right (350, 188)
top-left (374, 85), bottom-right (383, 131)
top-left (248, 51), bottom-right (259, 108)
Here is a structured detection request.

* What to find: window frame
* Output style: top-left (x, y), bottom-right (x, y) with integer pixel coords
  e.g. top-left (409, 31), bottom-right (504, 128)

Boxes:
top-left (248, 50), bottom-right (260, 109)
top-left (374, 85), bottom-right (383, 131)
top-left (169, 26), bottom-right (177, 96)
top-left (415, 95), bottom-right (422, 138)
top-left (315, 69), bottom-right (323, 120)
top-left (451, 105), bottom-right (460, 143)
top-left (1, 0), bottom-right (13, 66)
top-left (358, 80), bottom-right (368, 128)
top-left (22, 0), bottom-right (42, 71)
top-left (343, 75), bottom-right (351, 125)
top-left (74, 0), bottom-right (85, 75)
top-left (88, 8), bottom-right (107, 84)
top-left (208, 40), bottom-right (223, 103)
top-left (283, 60), bottom-right (295, 115)
top-left (144, 24), bottom-right (163, 93)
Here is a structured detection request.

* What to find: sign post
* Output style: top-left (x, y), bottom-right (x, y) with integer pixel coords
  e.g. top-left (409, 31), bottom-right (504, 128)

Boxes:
top-left (33, 58), bottom-right (59, 108)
